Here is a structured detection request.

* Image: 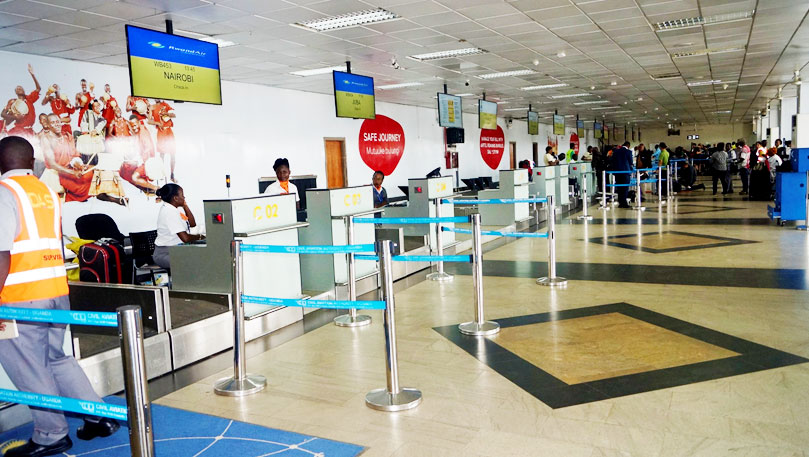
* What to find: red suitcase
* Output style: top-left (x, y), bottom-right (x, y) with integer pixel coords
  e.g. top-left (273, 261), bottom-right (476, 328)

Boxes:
top-left (79, 238), bottom-right (125, 283)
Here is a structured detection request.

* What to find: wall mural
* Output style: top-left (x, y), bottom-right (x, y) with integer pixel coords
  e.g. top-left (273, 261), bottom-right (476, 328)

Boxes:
top-left (479, 125), bottom-right (505, 170)
top-left (0, 63), bottom-right (178, 208)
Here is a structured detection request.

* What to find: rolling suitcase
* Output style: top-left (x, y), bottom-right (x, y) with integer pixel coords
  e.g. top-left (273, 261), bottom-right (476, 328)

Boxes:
top-left (749, 168), bottom-right (772, 201)
top-left (79, 238), bottom-right (126, 283)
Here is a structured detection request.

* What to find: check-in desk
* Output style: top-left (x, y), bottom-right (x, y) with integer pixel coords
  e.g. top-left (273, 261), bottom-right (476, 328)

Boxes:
top-left (478, 169), bottom-right (530, 226)
top-left (299, 186), bottom-right (380, 302)
top-left (169, 194), bottom-right (306, 344)
top-left (531, 166), bottom-right (556, 200)
top-left (555, 164), bottom-right (571, 206)
top-left (383, 176), bottom-right (456, 251)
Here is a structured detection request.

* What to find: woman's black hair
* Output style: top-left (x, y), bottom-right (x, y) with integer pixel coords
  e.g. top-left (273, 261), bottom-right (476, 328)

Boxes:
top-left (156, 183), bottom-right (181, 202)
top-left (273, 158), bottom-right (290, 171)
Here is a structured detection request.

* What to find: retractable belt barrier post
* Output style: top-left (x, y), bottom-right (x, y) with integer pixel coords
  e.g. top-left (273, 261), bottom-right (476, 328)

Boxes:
top-left (427, 197), bottom-right (453, 282)
top-left (632, 169), bottom-right (645, 212)
top-left (667, 164), bottom-right (674, 200)
top-left (657, 165), bottom-right (663, 205)
top-left (600, 170), bottom-right (610, 211)
top-left (578, 171), bottom-right (593, 220)
top-left (366, 240), bottom-right (423, 411)
top-left (0, 306), bottom-right (154, 457)
top-left (334, 215), bottom-right (372, 327)
top-left (214, 239), bottom-right (267, 397)
top-left (537, 195), bottom-right (568, 287)
top-left (458, 214), bottom-right (500, 336)
top-left (118, 306), bottom-right (155, 457)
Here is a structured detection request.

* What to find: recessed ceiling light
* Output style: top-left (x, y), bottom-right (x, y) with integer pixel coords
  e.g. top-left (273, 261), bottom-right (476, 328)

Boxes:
top-left (672, 47), bottom-right (745, 58)
top-left (549, 93), bottom-right (592, 99)
top-left (573, 100), bottom-right (610, 105)
top-left (289, 65), bottom-right (347, 76)
top-left (556, 51), bottom-right (566, 58)
top-left (376, 82), bottom-right (424, 90)
top-left (454, 93), bottom-right (475, 97)
top-left (589, 85), bottom-right (596, 90)
top-left (408, 47), bottom-right (486, 61)
top-left (520, 83), bottom-right (568, 91)
top-left (610, 81), bottom-right (618, 86)
top-left (294, 8), bottom-right (398, 32)
top-left (532, 59), bottom-right (540, 66)
top-left (591, 106), bottom-right (621, 110)
top-left (655, 11), bottom-right (754, 32)
top-left (686, 79), bottom-right (724, 87)
top-left (504, 107), bottom-right (529, 111)
top-left (176, 29), bottom-right (236, 47)
top-left (478, 69), bottom-right (537, 79)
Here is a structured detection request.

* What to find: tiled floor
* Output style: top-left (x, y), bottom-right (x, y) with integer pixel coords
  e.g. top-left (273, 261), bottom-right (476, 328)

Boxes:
top-left (157, 182), bottom-right (809, 457)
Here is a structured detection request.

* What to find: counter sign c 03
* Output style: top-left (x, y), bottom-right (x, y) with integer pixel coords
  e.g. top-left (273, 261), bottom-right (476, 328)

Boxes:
top-left (126, 24), bottom-right (222, 105)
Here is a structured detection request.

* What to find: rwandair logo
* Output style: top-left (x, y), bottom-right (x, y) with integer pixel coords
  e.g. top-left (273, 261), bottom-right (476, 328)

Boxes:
top-left (148, 41), bottom-right (164, 48)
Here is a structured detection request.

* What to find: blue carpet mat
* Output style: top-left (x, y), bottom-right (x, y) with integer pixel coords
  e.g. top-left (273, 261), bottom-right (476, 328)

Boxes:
top-left (0, 397), bottom-right (364, 456)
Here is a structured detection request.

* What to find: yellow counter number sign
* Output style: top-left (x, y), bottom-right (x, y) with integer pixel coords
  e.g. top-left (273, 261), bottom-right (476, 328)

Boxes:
top-left (254, 204), bottom-right (279, 220)
top-left (344, 193), bottom-right (361, 206)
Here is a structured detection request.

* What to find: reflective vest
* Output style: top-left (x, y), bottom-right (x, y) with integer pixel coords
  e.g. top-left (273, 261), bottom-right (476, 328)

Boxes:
top-left (0, 174), bottom-right (68, 303)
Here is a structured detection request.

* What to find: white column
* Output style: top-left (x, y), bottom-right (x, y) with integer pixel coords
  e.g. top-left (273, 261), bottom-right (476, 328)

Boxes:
top-left (769, 100), bottom-right (781, 145)
top-left (781, 97), bottom-right (798, 141)
top-left (799, 78), bottom-right (809, 114)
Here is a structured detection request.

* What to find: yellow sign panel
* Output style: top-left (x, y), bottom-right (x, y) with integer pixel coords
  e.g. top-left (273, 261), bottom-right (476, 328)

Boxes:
top-left (130, 56), bottom-right (222, 105)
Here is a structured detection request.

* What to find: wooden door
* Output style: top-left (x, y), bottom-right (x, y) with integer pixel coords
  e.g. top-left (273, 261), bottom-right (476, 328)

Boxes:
top-left (532, 142), bottom-right (538, 165)
top-left (324, 139), bottom-right (346, 188)
top-left (509, 142), bottom-right (517, 169)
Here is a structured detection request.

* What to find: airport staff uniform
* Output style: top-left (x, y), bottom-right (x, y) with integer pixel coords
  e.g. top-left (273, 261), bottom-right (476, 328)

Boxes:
top-left (153, 201), bottom-right (190, 269)
top-left (0, 169), bottom-right (105, 446)
top-left (263, 180), bottom-right (300, 202)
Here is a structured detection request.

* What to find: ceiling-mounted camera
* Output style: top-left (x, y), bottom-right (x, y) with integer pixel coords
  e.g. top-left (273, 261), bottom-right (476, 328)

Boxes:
top-left (465, 80), bottom-right (470, 86)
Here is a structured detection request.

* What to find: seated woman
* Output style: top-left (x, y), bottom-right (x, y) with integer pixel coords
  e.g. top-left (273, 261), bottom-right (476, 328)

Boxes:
top-left (263, 157), bottom-right (300, 209)
top-left (372, 170), bottom-right (388, 208)
top-left (153, 183), bottom-right (204, 269)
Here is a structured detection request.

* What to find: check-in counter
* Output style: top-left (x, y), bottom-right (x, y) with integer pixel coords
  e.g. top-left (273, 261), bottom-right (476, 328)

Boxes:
top-left (555, 164), bottom-right (570, 206)
top-left (531, 166), bottom-right (556, 200)
top-left (170, 193), bottom-right (306, 320)
top-left (299, 186), bottom-right (380, 294)
top-left (478, 169), bottom-right (530, 226)
top-left (383, 176), bottom-right (456, 250)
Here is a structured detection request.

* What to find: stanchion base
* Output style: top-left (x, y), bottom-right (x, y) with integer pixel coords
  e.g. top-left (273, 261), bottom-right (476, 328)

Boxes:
top-left (214, 374), bottom-right (267, 397)
top-left (536, 276), bottom-right (568, 287)
top-left (365, 388), bottom-right (423, 412)
top-left (459, 321), bottom-right (500, 336)
top-left (334, 314), bottom-right (372, 327)
top-left (577, 214), bottom-right (594, 220)
top-left (632, 206), bottom-right (646, 211)
top-left (797, 225), bottom-right (808, 231)
top-left (598, 206), bottom-right (611, 211)
top-left (427, 272), bottom-right (454, 282)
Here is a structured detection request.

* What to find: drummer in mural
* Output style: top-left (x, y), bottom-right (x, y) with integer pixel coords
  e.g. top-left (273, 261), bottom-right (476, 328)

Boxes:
top-left (40, 113), bottom-right (92, 202)
top-left (149, 99), bottom-right (177, 182)
top-left (126, 94), bottom-right (150, 123)
top-left (100, 83), bottom-right (118, 136)
top-left (41, 82), bottom-right (75, 136)
top-left (75, 78), bottom-right (94, 129)
top-left (1, 64), bottom-right (41, 137)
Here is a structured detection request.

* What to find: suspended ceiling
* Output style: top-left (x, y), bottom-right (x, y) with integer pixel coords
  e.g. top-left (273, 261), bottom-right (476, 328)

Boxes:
top-left (0, 0), bottom-right (807, 127)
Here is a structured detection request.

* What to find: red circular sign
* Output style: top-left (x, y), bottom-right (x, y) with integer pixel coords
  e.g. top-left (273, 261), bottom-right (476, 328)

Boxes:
top-left (571, 133), bottom-right (580, 156)
top-left (480, 125), bottom-right (505, 170)
top-left (358, 115), bottom-right (405, 176)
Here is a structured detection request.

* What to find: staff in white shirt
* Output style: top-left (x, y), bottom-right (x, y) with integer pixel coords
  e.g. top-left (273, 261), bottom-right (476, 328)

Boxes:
top-left (263, 157), bottom-right (300, 209)
top-left (153, 183), bottom-right (203, 269)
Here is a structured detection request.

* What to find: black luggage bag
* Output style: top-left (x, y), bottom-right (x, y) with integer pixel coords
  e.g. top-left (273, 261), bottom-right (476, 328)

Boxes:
top-left (79, 238), bottom-right (128, 283)
top-left (748, 168), bottom-right (772, 201)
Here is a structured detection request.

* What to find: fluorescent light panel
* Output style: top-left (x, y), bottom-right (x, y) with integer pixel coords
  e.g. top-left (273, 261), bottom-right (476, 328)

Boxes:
top-left (176, 29), bottom-right (236, 47)
top-left (549, 93), bottom-right (591, 99)
top-left (520, 83), bottom-right (568, 91)
top-left (591, 106), bottom-right (621, 110)
top-left (477, 69), bottom-right (537, 79)
top-left (294, 8), bottom-right (397, 32)
top-left (672, 47), bottom-right (745, 58)
top-left (376, 82), bottom-right (424, 90)
top-left (408, 47), bottom-right (486, 61)
top-left (504, 107), bottom-right (529, 111)
top-left (655, 11), bottom-right (754, 31)
top-left (686, 80), bottom-right (724, 87)
top-left (290, 66), bottom-right (346, 77)
top-left (573, 100), bottom-right (610, 105)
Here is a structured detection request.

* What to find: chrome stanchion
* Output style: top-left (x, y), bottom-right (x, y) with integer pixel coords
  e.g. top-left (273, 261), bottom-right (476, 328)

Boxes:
top-left (118, 306), bottom-right (155, 457)
top-left (657, 165), bottom-right (663, 206)
top-left (215, 240), bottom-right (267, 396)
top-left (366, 240), bottom-right (423, 411)
top-left (427, 197), bottom-right (453, 282)
top-left (797, 171), bottom-right (809, 231)
top-left (537, 195), bottom-right (568, 287)
top-left (632, 169), bottom-right (645, 212)
top-left (335, 215), bottom-right (372, 327)
top-left (667, 164), bottom-right (674, 200)
top-left (459, 214), bottom-right (499, 336)
top-left (673, 162), bottom-right (679, 194)
top-left (599, 170), bottom-right (610, 211)
top-left (578, 172), bottom-right (593, 220)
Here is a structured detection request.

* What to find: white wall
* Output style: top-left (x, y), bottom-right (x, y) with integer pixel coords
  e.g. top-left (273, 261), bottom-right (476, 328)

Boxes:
top-left (639, 123), bottom-right (754, 148)
top-left (1, 50), bottom-right (593, 235)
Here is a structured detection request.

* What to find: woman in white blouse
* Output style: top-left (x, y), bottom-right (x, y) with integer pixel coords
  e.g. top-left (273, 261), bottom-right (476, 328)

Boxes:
top-left (263, 157), bottom-right (300, 209)
top-left (153, 183), bottom-right (204, 269)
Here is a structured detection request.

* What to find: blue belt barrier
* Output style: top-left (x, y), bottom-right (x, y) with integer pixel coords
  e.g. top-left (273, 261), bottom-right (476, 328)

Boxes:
top-left (241, 295), bottom-right (385, 310)
top-left (607, 183), bottom-right (634, 187)
top-left (442, 226), bottom-right (549, 238)
top-left (355, 254), bottom-right (472, 263)
top-left (605, 170), bottom-right (634, 174)
top-left (0, 388), bottom-right (127, 421)
top-left (443, 198), bottom-right (547, 205)
top-left (240, 244), bottom-right (376, 254)
top-left (354, 216), bottom-right (469, 224)
top-left (670, 158), bottom-right (687, 162)
top-left (0, 307), bottom-right (118, 327)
